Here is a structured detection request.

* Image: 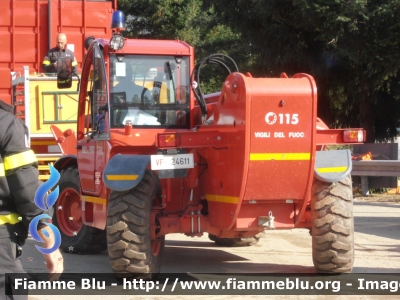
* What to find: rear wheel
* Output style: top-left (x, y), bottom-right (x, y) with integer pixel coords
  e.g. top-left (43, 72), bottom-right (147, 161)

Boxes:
top-left (106, 170), bottom-right (164, 277)
top-left (311, 175), bottom-right (354, 273)
top-left (209, 233), bottom-right (262, 247)
top-left (53, 167), bottom-right (107, 253)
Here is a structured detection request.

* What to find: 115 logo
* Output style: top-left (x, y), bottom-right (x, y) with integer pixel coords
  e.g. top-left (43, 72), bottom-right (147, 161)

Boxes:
top-left (265, 112), bottom-right (299, 125)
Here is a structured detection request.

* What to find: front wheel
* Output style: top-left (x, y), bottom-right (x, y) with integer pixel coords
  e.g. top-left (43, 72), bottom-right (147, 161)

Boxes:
top-left (53, 167), bottom-right (107, 253)
top-left (311, 175), bottom-right (354, 273)
top-left (106, 170), bottom-right (164, 277)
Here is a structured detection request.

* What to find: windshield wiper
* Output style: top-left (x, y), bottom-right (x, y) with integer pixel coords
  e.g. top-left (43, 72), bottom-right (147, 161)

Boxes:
top-left (165, 61), bottom-right (176, 103)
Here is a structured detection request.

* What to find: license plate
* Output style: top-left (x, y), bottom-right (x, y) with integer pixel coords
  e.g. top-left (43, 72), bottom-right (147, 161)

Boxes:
top-left (151, 153), bottom-right (194, 170)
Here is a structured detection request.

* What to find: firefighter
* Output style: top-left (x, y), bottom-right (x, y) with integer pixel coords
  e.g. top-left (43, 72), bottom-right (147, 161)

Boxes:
top-left (0, 100), bottom-right (64, 299)
top-left (42, 33), bottom-right (77, 74)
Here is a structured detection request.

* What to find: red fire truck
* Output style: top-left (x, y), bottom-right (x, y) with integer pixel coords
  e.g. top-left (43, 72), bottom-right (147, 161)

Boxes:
top-left (1, 0), bottom-right (116, 179)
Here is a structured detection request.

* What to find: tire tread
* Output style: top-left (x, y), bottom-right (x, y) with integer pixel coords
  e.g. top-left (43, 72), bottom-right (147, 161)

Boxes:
top-left (311, 175), bottom-right (354, 273)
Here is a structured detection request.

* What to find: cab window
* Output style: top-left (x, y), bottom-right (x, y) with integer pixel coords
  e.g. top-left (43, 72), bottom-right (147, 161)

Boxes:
top-left (109, 55), bottom-right (190, 128)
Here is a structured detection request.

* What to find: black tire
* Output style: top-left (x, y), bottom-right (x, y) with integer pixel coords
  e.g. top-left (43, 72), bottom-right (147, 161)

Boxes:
top-left (209, 233), bottom-right (262, 247)
top-left (53, 167), bottom-right (107, 254)
top-left (311, 175), bottom-right (354, 273)
top-left (106, 170), bottom-right (164, 277)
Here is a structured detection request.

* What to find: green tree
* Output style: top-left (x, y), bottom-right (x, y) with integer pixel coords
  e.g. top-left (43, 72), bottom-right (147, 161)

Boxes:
top-left (304, 0), bottom-right (400, 141)
top-left (202, 0), bottom-right (400, 141)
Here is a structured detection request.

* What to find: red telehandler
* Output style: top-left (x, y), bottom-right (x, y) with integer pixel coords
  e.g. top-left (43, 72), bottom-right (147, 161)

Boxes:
top-left (51, 10), bottom-right (365, 277)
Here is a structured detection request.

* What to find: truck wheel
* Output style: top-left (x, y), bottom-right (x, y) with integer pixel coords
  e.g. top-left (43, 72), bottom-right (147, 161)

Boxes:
top-left (53, 167), bottom-right (107, 254)
top-left (107, 170), bottom-right (164, 277)
top-left (311, 175), bottom-right (354, 273)
top-left (208, 233), bottom-right (262, 247)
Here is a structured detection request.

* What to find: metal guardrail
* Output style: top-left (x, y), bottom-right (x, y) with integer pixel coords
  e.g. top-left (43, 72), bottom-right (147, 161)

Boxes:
top-left (351, 160), bottom-right (400, 195)
top-left (351, 160), bottom-right (400, 176)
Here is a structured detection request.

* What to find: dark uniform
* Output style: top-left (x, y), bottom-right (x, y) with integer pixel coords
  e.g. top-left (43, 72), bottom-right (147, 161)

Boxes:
top-left (0, 99), bottom-right (44, 299)
top-left (42, 47), bottom-right (77, 73)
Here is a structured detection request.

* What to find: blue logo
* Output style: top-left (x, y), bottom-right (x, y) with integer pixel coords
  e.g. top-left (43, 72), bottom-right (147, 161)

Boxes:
top-left (29, 165), bottom-right (62, 255)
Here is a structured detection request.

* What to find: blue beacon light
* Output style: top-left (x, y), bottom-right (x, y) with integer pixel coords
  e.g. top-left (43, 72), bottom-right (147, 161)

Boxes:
top-left (111, 10), bottom-right (126, 30)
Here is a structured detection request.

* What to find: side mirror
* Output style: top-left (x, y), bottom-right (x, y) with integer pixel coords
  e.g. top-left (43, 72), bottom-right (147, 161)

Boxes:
top-left (57, 57), bottom-right (72, 89)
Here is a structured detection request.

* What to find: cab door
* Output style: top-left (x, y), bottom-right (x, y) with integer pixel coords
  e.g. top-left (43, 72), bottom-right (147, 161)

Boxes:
top-left (76, 43), bottom-right (110, 194)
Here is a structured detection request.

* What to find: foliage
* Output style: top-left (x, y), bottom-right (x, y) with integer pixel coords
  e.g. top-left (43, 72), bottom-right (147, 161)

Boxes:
top-left (202, 0), bottom-right (400, 141)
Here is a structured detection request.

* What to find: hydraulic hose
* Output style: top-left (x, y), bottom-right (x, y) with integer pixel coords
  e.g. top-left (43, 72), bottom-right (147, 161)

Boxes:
top-left (191, 54), bottom-right (239, 123)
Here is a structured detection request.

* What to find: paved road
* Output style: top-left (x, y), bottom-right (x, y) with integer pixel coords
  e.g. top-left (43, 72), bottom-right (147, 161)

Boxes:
top-left (17, 198), bottom-right (400, 299)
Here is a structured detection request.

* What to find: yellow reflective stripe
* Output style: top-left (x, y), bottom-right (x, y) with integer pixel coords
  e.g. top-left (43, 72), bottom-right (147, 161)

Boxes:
top-left (72, 60), bottom-right (78, 66)
top-left (250, 153), bottom-right (310, 161)
top-left (81, 196), bottom-right (106, 205)
top-left (0, 213), bottom-right (22, 225)
top-left (106, 175), bottom-right (139, 180)
top-left (4, 150), bottom-right (37, 171)
top-left (43, 60), bottom-right (51, 65)
top-left (0, 163), bottom-right (4, 176)
top-left (206, 194), bottom-right (239, 204)
top-left (317, 166), bottom-right (348, 173)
